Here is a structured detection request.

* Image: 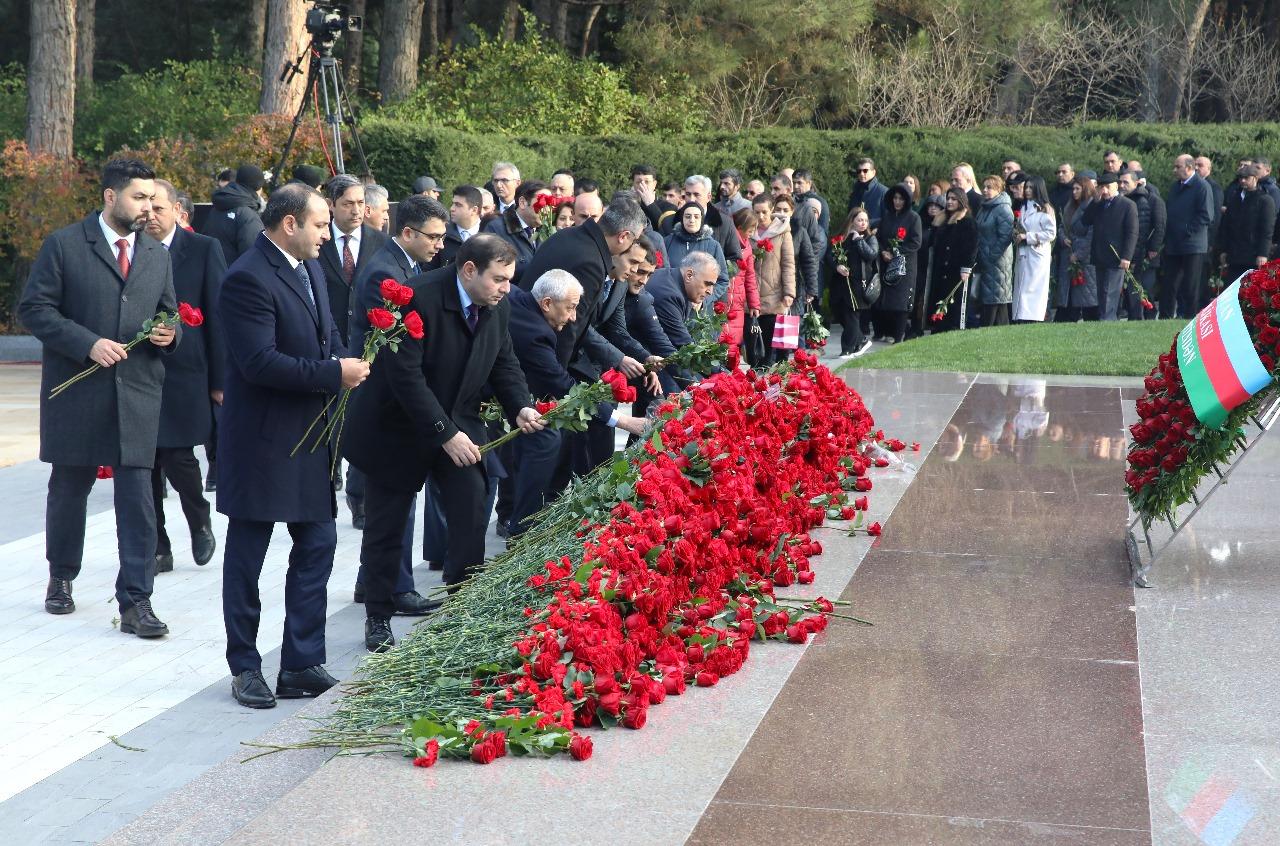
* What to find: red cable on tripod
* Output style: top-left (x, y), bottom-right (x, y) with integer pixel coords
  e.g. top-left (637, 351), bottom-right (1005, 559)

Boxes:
top-left (309, 48), bottom-right (337, 176)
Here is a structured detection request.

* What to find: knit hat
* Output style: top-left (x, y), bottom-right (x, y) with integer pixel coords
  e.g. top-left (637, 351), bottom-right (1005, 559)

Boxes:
top-left (235, 165), bottom-right (265, 191)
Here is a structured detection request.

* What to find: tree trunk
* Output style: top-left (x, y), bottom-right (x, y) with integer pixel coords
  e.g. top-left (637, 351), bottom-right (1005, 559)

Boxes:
top-left (27, 0), bottom-right (76, 158)
top-left (380, 0), bottom-right (425, 104)
top-left (1170, 0), bottom-right (1212, 121)
top-left (74, 0), bottom-right (93, 86)
top-left (246, 0), bottom-right (267, 61)
top-left (502, 0), bottom-right (521, 40)
top-left (580, 4), bottom-right (600, 57)
top-left (425, 0), bottom-right (440, 57)
top-left (553, 2), bottom-right (569, 47)
top-left (344, 0), bottom-right (367, 92)
top-left (449, 0), bottom-right (470, 45)
top-left (260, 0), bottom-right (308, 116)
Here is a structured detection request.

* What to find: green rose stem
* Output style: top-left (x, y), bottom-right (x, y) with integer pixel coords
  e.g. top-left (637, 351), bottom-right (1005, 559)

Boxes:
top-left (48, 311), bottom-right (180, 399)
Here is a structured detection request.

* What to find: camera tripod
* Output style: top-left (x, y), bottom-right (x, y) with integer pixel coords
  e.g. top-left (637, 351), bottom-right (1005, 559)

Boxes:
top-left (270, 40), bottom-right (372, 189)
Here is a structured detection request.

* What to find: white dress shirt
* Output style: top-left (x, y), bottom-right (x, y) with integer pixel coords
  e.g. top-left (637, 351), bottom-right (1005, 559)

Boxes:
top-left (98, 214), bottom-right (136, 263)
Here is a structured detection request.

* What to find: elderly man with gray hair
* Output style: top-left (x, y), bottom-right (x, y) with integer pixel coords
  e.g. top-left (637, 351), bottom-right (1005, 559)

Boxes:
top-left (506, 270), bottom-right (645, 535)
top-left (491, 161), bottom-right (521, 214)
top-left (667, 173), bottom-right (743, 265)
top-left (363, 183), bottom-right (390, 233)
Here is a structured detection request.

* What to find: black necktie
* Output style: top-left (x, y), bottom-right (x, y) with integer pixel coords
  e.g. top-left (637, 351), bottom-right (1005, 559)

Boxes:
top-left (466, 303), bottom-right (480, 332)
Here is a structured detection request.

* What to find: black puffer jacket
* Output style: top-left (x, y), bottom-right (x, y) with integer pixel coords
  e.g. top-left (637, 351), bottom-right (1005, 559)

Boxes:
top-left (1127, 185), bottom-right (1166, 266)
top-left (201, 183), bottom-right (263, 266)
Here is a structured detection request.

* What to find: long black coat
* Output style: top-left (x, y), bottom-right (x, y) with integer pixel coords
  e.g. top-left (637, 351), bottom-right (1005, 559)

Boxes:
top-left (1219, 188), bottom-right (1277, 268)
top-left (157, 227), bottom-right (227, 448)
top-left (519, 218), bottom-right (613, 365)
top-left (19, 214), bottom-right (179, 468)
top-left (318, 224), bottom-right (388, 348)
top-left (483, 209), bottom-right (538, 285)
top-left (1083, 196), bottom-right (1139, 269)
top-left (341, 267), bottom-right (531, 494)
top-left (216, 234), bottom-right (347, 523)
top-left (930, 217), bottom-right (979, 326)
top-left (876, 191), bottom-right (923, 312)
top-left (790, 217), bottom-right (820, 301)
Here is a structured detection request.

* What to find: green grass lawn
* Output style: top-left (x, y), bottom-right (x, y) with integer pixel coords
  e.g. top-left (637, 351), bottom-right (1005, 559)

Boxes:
top-left (841, 319), bottom-right (1184, 377)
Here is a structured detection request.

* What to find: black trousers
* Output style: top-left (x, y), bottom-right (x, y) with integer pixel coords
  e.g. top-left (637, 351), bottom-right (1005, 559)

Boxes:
top-left (572, 419), bottom-right (616, 477)
top-left (150, 447), bottom-right (211, 557)
top-left (223, 517), bottom-right (334, 675)
top-left (979, 304), bottom-right (1010, 327)
top-left (345, 464), bottom-right (365, 507)
top-left (1161, 253), bottom-right (1205, 319)
top-left (876, 310), bottom-right (910, 341)
top-left (47, 464), bottom-right (156, 609)
top-left (831, 300), bottom-right (864, 354)
top-left (509, 427), bottom-right (562, 537)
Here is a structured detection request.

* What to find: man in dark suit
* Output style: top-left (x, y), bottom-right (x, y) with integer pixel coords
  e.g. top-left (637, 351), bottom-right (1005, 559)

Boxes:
top-left (217, 185), bottom-right (370, 708)
top-left (1163, 154), bottom-right (1217, 318)
top-left (18, 159), bottom-right (179, 636)
top-left (647, 252), bottom-right (719, 385)
top-left (145, 179), bottom-right (225, 573)
top-left (1083, 173), bottom-right (1139, 321)
top-left (1218, 164), bottom-right (1277, 285)
top-left (483, 180), bottom-right (547, 285)
top-left (347, 194), bottom-right (449, 615)
top-left (519, 195), bottom-right (649, 368)
top-left (625, 242), bottom-right (679, 420)
top-left (508, 271), bottom-right (645, 536)
top-left (434, 185), bottom-right (484, 270)
top-left (343, 235), bottom-right (544, 652)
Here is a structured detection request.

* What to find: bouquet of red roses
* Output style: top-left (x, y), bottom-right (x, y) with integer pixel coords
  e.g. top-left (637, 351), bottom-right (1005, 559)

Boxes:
top-left (752, 237), bottom-right (774, 264)
top-left (531, 194), bottom-right (574, 243)
top-left (48, 303), bottom-right (204, 399)
top-left (292, 278), bottom-right (424, 469)
top-left (479, 369), bottom-right (637, 455)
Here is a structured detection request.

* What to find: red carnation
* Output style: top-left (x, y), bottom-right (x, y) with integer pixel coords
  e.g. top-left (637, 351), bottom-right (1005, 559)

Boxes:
top-left (177, 302), bottom-right (204, 327)
top-left (412, 739), bottom-right (439, 768)
top-left (367, 308), bottom-right (396, 331)
top-left (402, 310), bottom-right (424, 340)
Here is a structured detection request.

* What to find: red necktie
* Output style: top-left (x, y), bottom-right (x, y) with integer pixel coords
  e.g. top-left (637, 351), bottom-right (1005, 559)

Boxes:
top-left (342, 235), bottom-right (355, 284)
top-left (115, 238), bottom-right (130, 279)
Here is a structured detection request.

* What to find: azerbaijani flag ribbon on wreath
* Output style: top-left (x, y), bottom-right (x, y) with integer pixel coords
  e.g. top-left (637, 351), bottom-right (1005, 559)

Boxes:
top-left (1177, 276), bottom-right (1274, 429)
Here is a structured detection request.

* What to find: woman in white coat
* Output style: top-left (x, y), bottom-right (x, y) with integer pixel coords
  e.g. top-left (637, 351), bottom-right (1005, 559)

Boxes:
top-left (1012, 175), bottom-right (1057, 322)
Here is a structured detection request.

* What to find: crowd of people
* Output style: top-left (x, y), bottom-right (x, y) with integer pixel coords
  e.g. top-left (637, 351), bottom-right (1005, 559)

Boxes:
top-left (17, 146), bottom-right (1276, 709)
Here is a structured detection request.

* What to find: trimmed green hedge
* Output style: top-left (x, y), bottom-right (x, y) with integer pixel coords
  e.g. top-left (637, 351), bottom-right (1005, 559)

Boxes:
top-left (360, 120), bottom-right (1280, 210)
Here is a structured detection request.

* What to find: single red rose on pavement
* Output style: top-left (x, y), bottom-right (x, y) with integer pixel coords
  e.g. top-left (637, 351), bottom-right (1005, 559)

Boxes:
top-left (695, 670), bottom-right (719, 687)
top-left (867, 521), bottom-right (882, 536)
top-left (402, 310), bottom-right (425, 340)
top-left (854, 477), bottom-right (872, 492)
top-left (470, 741), bottom-right (498, 764)
top-left (569, 735), bottom-right (593, 761)
top-left (368, 308), bottom-right (396, 331)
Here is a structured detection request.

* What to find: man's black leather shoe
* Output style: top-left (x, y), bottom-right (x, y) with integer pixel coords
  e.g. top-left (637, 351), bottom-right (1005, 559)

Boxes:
top-left (495, 521), bottom-right (510, 539)
top-left (192, 525), bottom-right (216, 566)
top-left (334, 474), bottom-right (344, 492)
top-left (155, 553), bottom-right (174, 573)
top-left (204, 461), bottom-right (216, 492)
top-left (425, 560), bottom-right (443, 571)
top-left (276, 665), bottom-right (338, 699)
top-left (120, 599), bottom-right (169, 638)
top-left (232, 670), bottom-right (276, 709)
top-left (393, 590), bottom-right (443, 616)
top-left (365, 616), bottom-right (395, 652)
top-left (45, 578), bottom-right (74, 615)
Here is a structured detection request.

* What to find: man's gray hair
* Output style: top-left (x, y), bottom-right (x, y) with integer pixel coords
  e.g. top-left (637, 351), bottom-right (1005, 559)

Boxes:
top-left (326, 173), bottom-right (362, 203)
top-left (364, 184), bottom-right (389, 207)
top-left (680, 251), bottom-right (719, 275)
top-left (530, 269), bottom-right (584, 302)
top-left (493, 161), bottom-right (521, 180)
top-left (153, 178), bottom-right (179, 204)
top-left (479, 187), bottom-right (494, 206)
top-left (598, 195), bottom-right (648, 238)
top-left (684, 174), bottom-right (713, 194)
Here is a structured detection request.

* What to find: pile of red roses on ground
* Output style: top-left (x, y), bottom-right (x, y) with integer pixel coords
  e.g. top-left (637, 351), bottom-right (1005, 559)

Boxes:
top-left (324, 352), bottom-right (877, 767)
top-left (1126, 260), bottom-right (1280, 527)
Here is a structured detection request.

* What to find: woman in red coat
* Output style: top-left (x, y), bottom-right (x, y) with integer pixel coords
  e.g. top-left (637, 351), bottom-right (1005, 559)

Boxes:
top-left (723, 207), bottom-right (762, 345)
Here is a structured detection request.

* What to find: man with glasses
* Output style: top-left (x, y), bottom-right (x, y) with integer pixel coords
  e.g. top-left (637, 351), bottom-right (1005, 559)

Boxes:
top-left (347, 195), bottom-right (449, 617)
top-left (491, 162), bottom-right (521, 215)
top-left (846, 158), bottom-right (887, 225)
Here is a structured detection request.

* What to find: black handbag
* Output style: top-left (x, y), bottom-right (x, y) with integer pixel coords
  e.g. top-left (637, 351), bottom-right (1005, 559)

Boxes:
top-left (883, 251), bottom-right (907, 284)
top-left (745, 315), bottom-right (768, 366)
top-left (861, 271), bottom-right (882, 306)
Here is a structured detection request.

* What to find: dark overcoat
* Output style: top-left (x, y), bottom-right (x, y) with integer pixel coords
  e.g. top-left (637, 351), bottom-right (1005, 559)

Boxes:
top-left (216, 233), bottom-right (346, 523)
top-left (18, 214), bottom-right (179, 468)
top-left (157, 227), bottom-right (226, 448)
top-left (518, 218), bottom-right (613, 365)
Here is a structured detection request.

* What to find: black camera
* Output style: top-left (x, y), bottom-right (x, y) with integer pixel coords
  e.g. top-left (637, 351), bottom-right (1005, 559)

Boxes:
top-left (305, 2), bottom-right (362, 50)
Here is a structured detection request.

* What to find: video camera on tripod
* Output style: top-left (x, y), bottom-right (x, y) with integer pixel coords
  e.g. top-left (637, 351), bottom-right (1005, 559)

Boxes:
top-left (305, 2), bottom-right (362, 55)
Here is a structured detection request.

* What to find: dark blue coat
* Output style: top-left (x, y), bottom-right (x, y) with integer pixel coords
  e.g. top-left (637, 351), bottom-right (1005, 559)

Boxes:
top-left (157, 227), bottom-right (227, 448)
top-left (625, 288), bottom-right (678, 394)
top-left (1164, 173), bottom-right (1216, 256)
top-left (519, 218), bottom-right (613, 365)
top-left (646, 268), bottom-right (694, 348)
top-left (216, 233), bottom-right (346, 523)
top-left (483, 209), bottom-right (538, 285)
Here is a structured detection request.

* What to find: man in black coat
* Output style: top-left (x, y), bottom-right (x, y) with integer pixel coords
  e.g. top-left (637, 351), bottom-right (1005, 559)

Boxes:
top-left (1083, 173), bottom-right (1139, 321)
top-left (201, 164), bottom-right (264, 266)
top-left (847, 160), bottom-right (889, 226)
top-left (1218, 165), bottom-right (1278, 285)
top-left (631, 164), bottom-right (677, 230)
top-left (146, 179), bottom-right (225, 573)
top-left (1119, 170), bottom-right (1165, 319)
top-left (347, 195), bottom-right (449, 615)
top-left (519, 195), bottom-right (650, 367)
top-left (507, 272), bottom-right (644, 536)
top-left (793, 169), bottom-right (831, 238)
top-left (343, 235), bottom-right (544, 652)
top-left (18, 158), bottom-right (179, 636)
top-left (1254, 157), bottom-right (1280, 256)
top-left (434, 185), bottom-right (484, 269)
top-left (483, 180), bottom-right (546, 285)
top-left (317, 175), bottom-right (388, 350)
top-left (217, 185), bottom-right (370, 708)
top-left (1162, 155), bottom-right (1217, 318)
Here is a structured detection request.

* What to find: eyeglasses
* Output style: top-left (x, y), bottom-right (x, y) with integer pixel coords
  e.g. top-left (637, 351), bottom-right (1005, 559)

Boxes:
top-left (492, 177), bottom-right (515, 184)
top-left (407, 226), bottom-right (446, 243)
top-left (857, 168), bottom-right (873, 174)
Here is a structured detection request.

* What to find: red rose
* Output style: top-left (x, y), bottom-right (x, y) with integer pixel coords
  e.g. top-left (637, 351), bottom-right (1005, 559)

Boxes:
top-left (402, 310), bottom-right (424, 340)
top-left (896, 227), bottom-right (907, 240)
top-left (379, 278), bottom-right (412, 306)
top-left (368, 308), bottom-right (396, 331)
top-left (654, 249), bottom-right (665, 268)
top-left (412, 739), bottom-right (439, 768)
top-left (867, 521), bottom-right (882, 536)
top-left (470, 741), bottom-right (497, 764)
top-left (830, 235), bottom-right (844, 247)
top-left (713, 301), bottom-right (728, 315)
top-left (786, 624), bottom-right (808, 644)
top-left (695, 670), bottom-right (719, 686)
top-left (854, 477), bottom-right (872, 492)
top-left (535, 400), bottom-right (557, 415)
top-left (177, 302), bottom-right (204, 327)
top-left (622, 706), bottom-right (648, 729)
top-left (96, 465), bottom-right (113, 479)
top-left (569, 734), bottom-right (593, 761)
top-left (761, 238), bottom-right (774, 252)
top-left (853, 495), bottom-right (868, 510)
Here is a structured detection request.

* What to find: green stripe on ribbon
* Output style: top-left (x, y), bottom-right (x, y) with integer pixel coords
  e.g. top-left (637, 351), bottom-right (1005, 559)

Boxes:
top-left (1178, 318), bottom-right (1228, 429)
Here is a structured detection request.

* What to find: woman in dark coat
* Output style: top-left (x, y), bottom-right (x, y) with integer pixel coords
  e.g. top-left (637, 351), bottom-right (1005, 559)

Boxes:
top-left (873, 184), bottom-right (923, 344)
top-left (1053, 175), bottom-right (1099, 321)
top-left (913, 194), bottom-right (947, 337)
top-left (929, 187), bottom-right (979, 332)
top-left (823, 206), bottom-right (879, 357)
